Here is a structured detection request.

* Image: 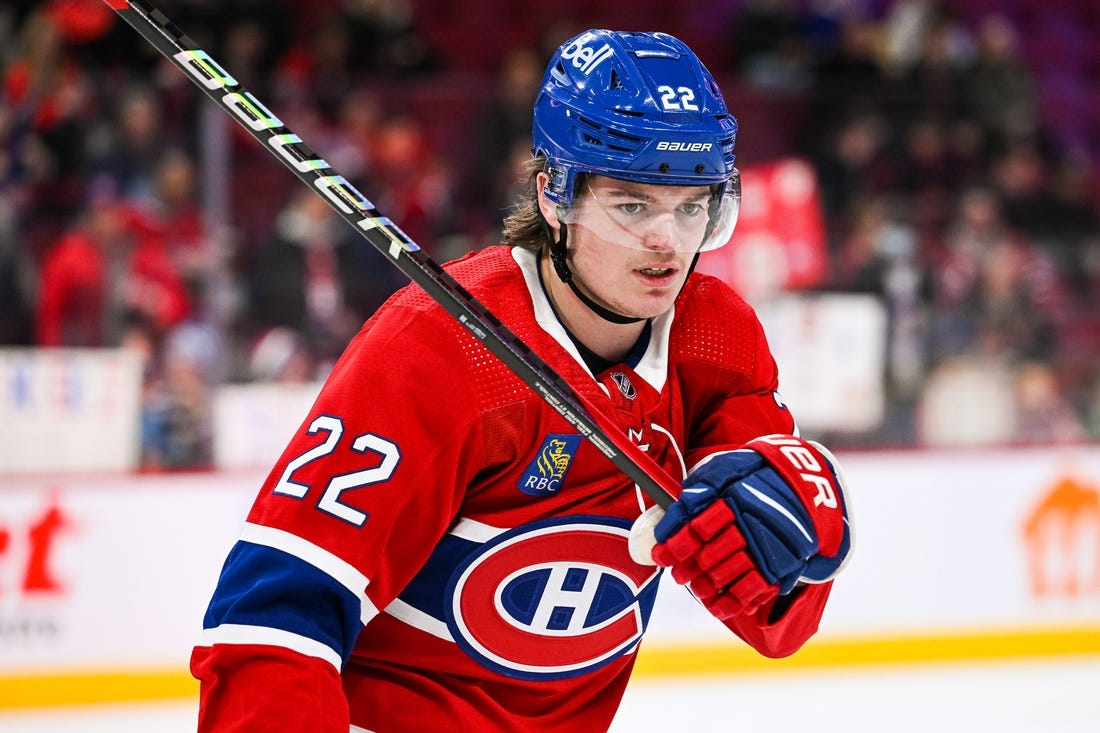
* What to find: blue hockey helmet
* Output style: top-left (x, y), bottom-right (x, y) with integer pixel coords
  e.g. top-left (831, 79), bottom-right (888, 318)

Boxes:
top-left (533, 29), bottom-right (739, 209)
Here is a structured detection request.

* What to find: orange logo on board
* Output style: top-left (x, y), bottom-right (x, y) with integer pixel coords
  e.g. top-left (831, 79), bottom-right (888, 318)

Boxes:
top-left (1022, 474), bottom-right (1100, 598)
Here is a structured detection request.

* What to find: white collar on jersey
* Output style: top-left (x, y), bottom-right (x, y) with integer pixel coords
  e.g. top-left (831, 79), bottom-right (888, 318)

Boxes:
top-left (511, 246), bottom-right (672, 393)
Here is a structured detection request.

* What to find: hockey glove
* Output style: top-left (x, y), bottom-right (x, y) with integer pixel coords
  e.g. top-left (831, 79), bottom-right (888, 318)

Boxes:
top-left (634, 435), bottom-right (852, 619)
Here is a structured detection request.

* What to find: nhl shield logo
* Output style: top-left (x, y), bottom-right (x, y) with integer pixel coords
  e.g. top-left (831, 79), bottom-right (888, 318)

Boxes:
top-left (610, 371), bottom-right (636, 400)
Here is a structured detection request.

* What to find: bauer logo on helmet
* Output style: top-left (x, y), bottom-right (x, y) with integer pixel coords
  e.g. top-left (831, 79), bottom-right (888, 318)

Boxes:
top-left (655, 142), bottom-right (714, 152)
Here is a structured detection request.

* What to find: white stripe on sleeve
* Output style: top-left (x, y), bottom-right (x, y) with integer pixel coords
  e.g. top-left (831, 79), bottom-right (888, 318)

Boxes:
top-left (200, 623), bottom-right (343, 671)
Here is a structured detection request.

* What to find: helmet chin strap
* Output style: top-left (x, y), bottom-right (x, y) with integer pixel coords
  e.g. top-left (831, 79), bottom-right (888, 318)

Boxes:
top-left (542, 213), bottom-right (645, 325)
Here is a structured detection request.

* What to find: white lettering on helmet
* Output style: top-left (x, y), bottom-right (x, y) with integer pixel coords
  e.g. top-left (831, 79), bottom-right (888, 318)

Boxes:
top-left (560, 32), bottom-right (614, 75)
top-left (655, 142), bottom-right (714, 152)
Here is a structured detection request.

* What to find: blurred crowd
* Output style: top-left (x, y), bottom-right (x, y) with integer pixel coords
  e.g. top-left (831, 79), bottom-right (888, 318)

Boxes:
top-left (1, 0), bottom-right (1099, 469)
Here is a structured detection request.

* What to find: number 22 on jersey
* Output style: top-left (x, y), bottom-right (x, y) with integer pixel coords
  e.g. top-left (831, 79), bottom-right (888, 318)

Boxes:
top-left (272, 414), bottom-right (401, 527)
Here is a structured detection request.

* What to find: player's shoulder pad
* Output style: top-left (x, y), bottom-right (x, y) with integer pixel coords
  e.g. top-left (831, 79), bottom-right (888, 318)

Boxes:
top-left (672, 272), bottom-right (766, 374)
top-left (365, 246), bottom-right (538, 402)
top-left (447, 245), bottom-right (528, 302)
top-left (383, 245), bottom-right (516, 313)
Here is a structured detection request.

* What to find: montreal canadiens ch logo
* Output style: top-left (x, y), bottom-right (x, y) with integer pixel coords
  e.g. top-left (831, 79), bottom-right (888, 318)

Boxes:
top-left (445, 516), bottom-right (661, 680)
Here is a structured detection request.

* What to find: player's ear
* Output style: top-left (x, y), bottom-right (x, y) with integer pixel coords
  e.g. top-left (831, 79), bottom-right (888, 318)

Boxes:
top-left (535, 172), bottom-right (561, 234)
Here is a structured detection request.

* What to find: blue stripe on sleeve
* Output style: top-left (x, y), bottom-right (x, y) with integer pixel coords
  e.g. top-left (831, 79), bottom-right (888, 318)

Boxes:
top-left (203, 541), bottom-right (364, 666)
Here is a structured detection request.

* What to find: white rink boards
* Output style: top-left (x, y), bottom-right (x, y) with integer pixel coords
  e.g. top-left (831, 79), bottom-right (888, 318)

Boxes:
top-left (1, 445), bottom-right (1098, 723)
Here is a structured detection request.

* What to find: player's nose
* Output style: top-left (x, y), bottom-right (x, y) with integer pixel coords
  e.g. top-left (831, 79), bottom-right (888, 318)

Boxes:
top-left (639, 212), bottom-right (680, 252)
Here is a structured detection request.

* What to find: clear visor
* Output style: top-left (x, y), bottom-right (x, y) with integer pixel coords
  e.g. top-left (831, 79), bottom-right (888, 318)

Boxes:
top-left (557, 170), bottom-right (740, 253)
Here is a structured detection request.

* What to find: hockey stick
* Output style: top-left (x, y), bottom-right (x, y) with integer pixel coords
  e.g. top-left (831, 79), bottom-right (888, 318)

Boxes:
top-left (101, 0), bottom-right (678, 508)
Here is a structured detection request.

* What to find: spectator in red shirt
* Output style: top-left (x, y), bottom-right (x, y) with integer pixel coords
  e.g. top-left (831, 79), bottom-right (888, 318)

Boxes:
top-left (35, 176), bottom-right (191, 347)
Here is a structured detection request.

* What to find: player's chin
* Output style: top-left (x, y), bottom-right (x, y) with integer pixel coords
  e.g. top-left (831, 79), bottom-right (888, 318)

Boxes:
top-left (622, 291), bottom-right (679, 320)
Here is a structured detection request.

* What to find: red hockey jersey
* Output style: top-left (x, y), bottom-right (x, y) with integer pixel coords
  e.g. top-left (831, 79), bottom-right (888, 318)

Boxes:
top-left (192, 245), bottom-right (833, 732)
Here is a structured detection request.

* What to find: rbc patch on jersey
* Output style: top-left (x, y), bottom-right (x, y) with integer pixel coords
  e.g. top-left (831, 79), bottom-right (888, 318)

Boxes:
top-left (445, 516), bottom-right (661, 680)
top-left (518, 434), bottom-right (582, 497)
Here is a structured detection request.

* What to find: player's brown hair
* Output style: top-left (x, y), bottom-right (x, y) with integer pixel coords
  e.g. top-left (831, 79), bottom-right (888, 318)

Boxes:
top-left (501, 155), bottom-right (595, 252)
top-left (500, 155), bottom-right (548, 252)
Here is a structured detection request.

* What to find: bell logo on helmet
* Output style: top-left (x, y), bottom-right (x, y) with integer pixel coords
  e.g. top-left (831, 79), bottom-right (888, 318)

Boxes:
top-left (655, 142), bottom-right (714, 152)
top-left (559, 31), bottom-right (614, 75)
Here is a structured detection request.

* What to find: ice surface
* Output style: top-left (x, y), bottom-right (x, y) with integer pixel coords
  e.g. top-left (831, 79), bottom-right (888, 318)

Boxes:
top-left (0, 656), bottom-right (1097, 732)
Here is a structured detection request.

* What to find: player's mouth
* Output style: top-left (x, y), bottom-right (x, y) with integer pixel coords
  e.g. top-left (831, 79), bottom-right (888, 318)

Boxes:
top-left (636, 265), bottom-right (678, 282)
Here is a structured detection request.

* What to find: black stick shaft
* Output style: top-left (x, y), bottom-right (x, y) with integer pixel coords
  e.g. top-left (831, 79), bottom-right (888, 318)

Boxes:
top-left (102, 0), bottom-right (677, 507)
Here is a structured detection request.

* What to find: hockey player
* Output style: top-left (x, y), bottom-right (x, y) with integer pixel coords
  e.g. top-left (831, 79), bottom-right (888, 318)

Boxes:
top-left (192, 28), bottom-right (852, 732)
